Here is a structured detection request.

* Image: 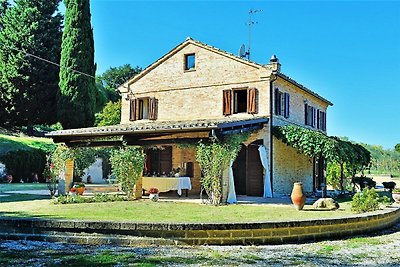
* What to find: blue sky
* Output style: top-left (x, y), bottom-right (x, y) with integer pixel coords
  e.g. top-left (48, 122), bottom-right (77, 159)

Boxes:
top-left (86, 0), bottom-right (399, 149)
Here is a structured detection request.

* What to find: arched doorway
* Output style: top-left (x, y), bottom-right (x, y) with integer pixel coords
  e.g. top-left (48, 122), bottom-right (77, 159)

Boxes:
top-left (233, 140), bottom-right (264, 196)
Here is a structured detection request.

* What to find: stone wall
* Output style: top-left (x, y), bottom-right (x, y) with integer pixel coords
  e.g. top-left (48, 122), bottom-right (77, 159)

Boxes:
top-left (171, 145), bottom-right (201, 194)
top-left (273, 77), bottom-right (329, 132)
top-left (0, 206), bottom-right (398, 246)
top-left (121, 42), bottom-right (271, 124)
top-left (273, 136), bottom-right (313, 195)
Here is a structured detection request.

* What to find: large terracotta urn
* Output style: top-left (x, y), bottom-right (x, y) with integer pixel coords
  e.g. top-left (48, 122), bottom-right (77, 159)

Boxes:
top-left (291, 182), bottom-right (306, 210)
top-left (392, 192), bottom-right (400, 204)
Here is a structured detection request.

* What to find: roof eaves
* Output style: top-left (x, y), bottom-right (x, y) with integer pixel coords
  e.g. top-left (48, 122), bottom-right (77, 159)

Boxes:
top-left (276, 72), bottom-right (333, 106)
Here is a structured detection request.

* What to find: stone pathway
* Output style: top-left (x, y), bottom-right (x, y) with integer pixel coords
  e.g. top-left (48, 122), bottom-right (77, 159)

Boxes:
top-left (1, 222), bottom-right (399, 266)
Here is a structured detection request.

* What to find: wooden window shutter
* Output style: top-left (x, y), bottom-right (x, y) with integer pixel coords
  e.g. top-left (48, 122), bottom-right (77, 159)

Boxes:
top-left (316, 109), bottom-right (320, 129)
top-left (247, 88), bottom-right (257, 114)
top-left (284, 93), bottom-right (290, 118)
top-left (304, 103), bottom-right (308, 125)
top-left (275, 88), bottom-right (280, 115)
top-left (149, 97), bottom-right (158, 120)
top-left (312, 107), bottom-right (316, 127)
top-left (129, 99), bottom-right (137, 121)
top-left (223, 90), bottom-right (232, 115)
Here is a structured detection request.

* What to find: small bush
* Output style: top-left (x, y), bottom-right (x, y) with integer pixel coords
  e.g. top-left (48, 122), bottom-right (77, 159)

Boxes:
top-left (0, 149), bottom-right (47, 181)
top-left (52, 193), bottom-right (128, 204)
top-left (351, 187), bottom-right (388, 213)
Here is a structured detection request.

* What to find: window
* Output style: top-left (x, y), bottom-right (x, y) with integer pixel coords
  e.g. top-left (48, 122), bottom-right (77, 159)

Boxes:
top-left (233, 89), bottom-right (247, 113)
top-left (305, 103), bottom-right (326, 130)
top-left (223, 88), bottom-right (257, 115)
top-left (184, 53), bottom-right (195, 70)
top-left (129, 97), bottom-right (158, 121)
top-left (138, 98), bottom-right (149, 120)
top-left (274, 88), bottom-right (290, 118)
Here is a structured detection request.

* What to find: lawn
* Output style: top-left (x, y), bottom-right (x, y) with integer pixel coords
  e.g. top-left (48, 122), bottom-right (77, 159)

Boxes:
top-left (0, 199), bottom-right (356, 223)
top-left (0, 133), bottom-right (55, 156)
top-left (0, 183), bottom-right (357, 223)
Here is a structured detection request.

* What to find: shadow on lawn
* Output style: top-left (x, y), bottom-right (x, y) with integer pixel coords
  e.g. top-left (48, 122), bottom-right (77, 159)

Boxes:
top-left (0, 193), bottom-right (50, 203)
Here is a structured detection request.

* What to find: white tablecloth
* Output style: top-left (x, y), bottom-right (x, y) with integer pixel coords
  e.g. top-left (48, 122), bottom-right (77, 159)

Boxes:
top-left (142, 176), bottom-right (192, 196)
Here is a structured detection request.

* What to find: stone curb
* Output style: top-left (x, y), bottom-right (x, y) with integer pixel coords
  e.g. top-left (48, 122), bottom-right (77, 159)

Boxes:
top-left (0, 205), bottom-right (399, 246)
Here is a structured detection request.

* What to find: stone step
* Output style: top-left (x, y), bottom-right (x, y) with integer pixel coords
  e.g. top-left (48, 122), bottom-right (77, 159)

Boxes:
top-left (84, 184), bottom-right (120, 193)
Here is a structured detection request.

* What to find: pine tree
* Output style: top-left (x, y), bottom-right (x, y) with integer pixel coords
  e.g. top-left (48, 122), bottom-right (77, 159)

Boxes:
top-left (0, 0), bottom-right (62, 128)
top-left (58, 0), bottom-right (96, 129)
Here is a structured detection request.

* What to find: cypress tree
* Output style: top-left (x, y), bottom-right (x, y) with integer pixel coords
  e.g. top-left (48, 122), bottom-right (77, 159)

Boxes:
top-left (0, 0), bottom-right (8, 121)
top-left (0, 0), bottom-right (62, 128)
top-left (58, 0), bottom-right (96, 129)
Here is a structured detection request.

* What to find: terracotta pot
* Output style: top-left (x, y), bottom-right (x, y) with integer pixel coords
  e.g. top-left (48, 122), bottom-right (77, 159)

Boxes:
top-left (291, 182), bottom-right (306, 210)
top-left (392, 193), bottom-right (400, 204)
top-left (75, 187), bottom-right (85, 195)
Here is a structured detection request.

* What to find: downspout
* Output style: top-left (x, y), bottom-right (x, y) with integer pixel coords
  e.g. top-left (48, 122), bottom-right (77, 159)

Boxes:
top-left (269, 72), bottom-right (277, 197)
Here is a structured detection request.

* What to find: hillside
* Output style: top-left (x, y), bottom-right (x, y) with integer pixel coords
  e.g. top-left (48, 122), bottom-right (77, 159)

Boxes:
top-left (0, 132), bottom-right (55, 156)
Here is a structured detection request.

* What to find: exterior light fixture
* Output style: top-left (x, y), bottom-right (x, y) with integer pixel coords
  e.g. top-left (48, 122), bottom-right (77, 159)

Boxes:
top-left (125, 90), bottom-right (134, 101)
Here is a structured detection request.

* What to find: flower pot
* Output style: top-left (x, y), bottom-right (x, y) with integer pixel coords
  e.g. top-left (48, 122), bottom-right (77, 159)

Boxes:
top-left (291, 182), bottom-right (306, 210)
top-left (392, 193), bottom-right (400, 204)
top-left (149, 193), bottom-right (159, 202)
top-left (75, 187), bottom-right (85, 195)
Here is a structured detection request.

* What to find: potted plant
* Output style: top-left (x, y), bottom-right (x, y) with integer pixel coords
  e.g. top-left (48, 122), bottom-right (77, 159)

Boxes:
top-left (148, 187), bottom-right (159, 202)
top-left (392, 188), bottom-right (400, 204)
top-left (72, 182), bottom-right (86, 195)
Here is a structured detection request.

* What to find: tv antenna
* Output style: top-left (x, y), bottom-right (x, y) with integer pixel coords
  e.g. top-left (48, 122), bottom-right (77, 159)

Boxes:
top-left (246, 9), bottom-right (262, 60)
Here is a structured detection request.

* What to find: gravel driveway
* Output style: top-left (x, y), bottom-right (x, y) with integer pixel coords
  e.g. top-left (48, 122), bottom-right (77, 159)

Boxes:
top-left (1, 221), bottom-right (399, 266)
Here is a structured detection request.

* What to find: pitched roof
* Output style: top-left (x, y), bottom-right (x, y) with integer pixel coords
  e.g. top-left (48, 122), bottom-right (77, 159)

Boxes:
top-left (120, 37), bottom-right (332, 106)
top-left (118, 38), bottom-right (264, 92)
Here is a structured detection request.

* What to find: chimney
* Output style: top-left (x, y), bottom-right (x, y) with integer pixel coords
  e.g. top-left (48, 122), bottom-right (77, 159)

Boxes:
top-left (268, 54), bottom-right (281, 72)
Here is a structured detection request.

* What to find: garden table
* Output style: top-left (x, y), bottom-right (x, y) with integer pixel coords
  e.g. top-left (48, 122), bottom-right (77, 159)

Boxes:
top-left (142, 176), bottom-right (192, 196)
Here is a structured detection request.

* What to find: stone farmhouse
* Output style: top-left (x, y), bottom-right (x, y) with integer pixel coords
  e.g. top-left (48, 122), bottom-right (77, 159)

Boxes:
top-left (48, 38), bottom-right (332, 198)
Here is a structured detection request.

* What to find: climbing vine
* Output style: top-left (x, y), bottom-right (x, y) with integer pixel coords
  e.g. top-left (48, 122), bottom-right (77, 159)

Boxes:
top-left (273, 125), bottom-right (371, 192)
top-left (110, 146), bottom-right (145, 199)
top-left (50, 145), bottom-right (97, 179)
top-left (196, 132), bottom-right (251, 206)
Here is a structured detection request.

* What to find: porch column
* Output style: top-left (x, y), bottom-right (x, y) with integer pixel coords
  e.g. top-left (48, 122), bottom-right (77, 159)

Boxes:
top-left (221, 166), bottom-right (230, 204)
top-left (134, 176), bottom-right (143, 199)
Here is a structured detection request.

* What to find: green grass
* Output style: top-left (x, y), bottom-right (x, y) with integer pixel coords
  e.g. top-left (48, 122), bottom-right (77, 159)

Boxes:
top-left (0, 133), bottom-right (55, 156)
top-left (0, 196), bottom-right (354, 223)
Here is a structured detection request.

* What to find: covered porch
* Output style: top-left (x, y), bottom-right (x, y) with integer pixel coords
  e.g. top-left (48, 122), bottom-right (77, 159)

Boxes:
top-left (46, 117), bottom-right (270, 200)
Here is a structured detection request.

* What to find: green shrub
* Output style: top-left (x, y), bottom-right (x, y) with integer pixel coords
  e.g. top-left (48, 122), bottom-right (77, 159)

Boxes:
top-left (0, 149), bottom-right (47, 181)
top-left (52, 193), bottom-right (128, 204)
top-left (351, 187), bottom-right (388, 213)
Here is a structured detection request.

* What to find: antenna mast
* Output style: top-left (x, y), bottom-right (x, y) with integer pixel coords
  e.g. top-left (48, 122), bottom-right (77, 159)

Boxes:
top-left (247, 9), bottom-right (262, 60)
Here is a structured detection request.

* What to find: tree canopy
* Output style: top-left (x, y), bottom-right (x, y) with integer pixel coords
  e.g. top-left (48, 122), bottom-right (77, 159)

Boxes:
top-left (0, 0), bottom-right (62, 128)
top-left (58, 0), bottom-right (96, 129)
top-left (97, 64), bottom-right (142, 103)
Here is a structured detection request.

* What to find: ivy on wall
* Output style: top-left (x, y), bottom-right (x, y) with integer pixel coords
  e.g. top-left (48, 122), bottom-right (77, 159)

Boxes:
top-left (273, 125), bottom-right (371, 192)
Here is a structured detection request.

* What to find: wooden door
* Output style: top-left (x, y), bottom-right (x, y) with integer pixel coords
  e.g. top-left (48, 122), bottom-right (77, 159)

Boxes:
top-left (246, 141), bottom-right (264, 196)
top-left (232, 141), bottom-right (264, 196)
